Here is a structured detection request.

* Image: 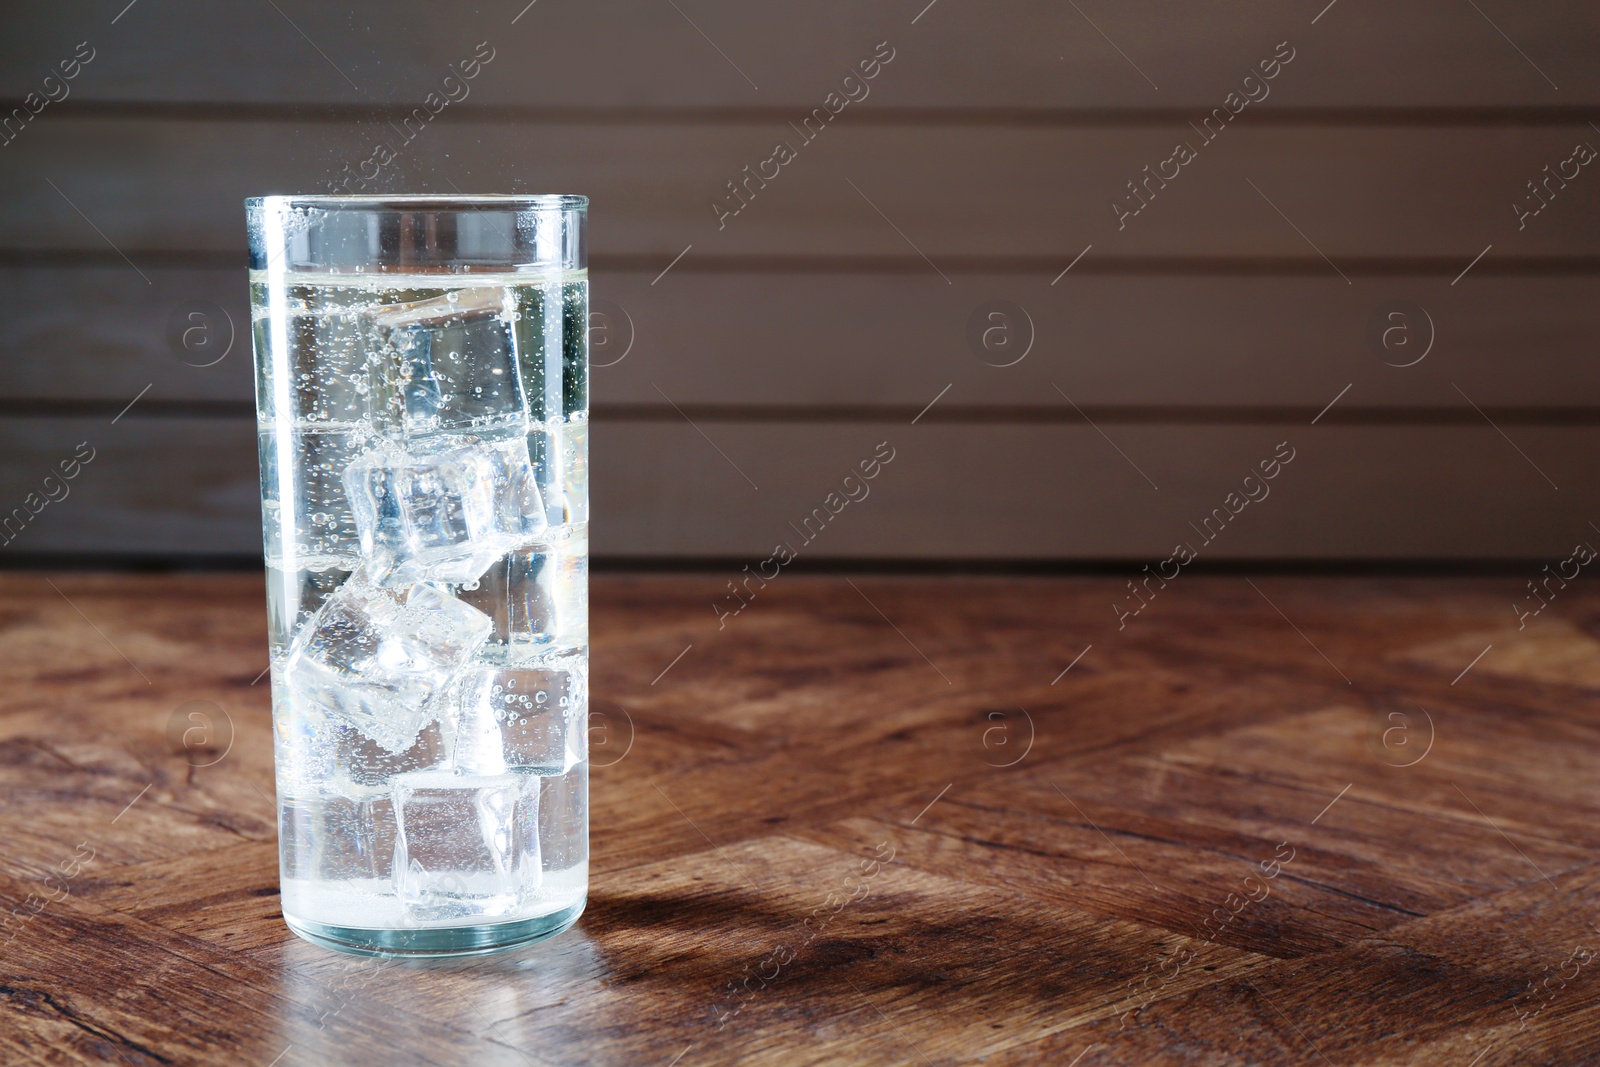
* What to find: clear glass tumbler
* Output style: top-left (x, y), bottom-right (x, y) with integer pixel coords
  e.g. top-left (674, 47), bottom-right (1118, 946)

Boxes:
top-left (246, 195), bottom-right (589, 956)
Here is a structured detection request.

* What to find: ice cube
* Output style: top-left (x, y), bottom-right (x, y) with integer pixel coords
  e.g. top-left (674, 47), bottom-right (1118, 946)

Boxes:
top-left (559, 417), bottom-right (589, 525)
top-left (338, 717), bottom-right (453, 789)
top-left (368, 288), bottom-right (527, 436)
top-left (392, 771), bottom-right (540, 919)
top-left (280, 788), bottom-right (398, 885)
top-left (525, 422), bottom-right (565, 527)
top-left (272, 663), bottom-right (333, 786)
top-left (259, 423), bottom-right (366, 569)
top-left (342, 441), bottom-right (503, 586)
top-left (284, 574), bottom-right (491, 751)
top-left (479, 431), bottom-right (549, 541)
top-left (275, 685), bottom-right (453, 790)
top-left (342, 433), bottom-right (545, 587)
top-left (454, 653), bottom-right (587, 776)
top-left (523, 420), bottom-right (590, 528)
top-left (536, 761), bottom-right (589, 873)
top-left (457, 529), bottom-right (588, 652)
top-left (266, 564), bottom-right (353, 657)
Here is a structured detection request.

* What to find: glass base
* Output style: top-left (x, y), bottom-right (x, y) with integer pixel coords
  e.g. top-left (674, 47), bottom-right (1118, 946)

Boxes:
top-left (284, 898), bottom-right (585, 957)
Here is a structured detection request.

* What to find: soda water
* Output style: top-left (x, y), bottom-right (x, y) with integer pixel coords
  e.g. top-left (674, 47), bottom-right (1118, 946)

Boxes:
top-left (252, 270), bottom-right (589, 951)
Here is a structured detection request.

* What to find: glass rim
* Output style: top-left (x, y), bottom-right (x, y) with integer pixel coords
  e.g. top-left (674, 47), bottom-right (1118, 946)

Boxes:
top-left (246, 194), bottom-right (587, 211)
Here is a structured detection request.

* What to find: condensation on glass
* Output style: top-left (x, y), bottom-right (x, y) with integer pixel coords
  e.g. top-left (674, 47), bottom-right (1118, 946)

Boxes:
top-left (246, 195), bottom-right (589, 956)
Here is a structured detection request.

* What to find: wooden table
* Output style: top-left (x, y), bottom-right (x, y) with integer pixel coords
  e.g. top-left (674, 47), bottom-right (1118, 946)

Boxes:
top-left (3, 573), bottom-right (1598, 1065)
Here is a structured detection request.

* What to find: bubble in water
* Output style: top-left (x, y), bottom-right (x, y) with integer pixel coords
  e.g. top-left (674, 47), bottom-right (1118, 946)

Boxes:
top-left (259, 271), bottom-right (588, 928)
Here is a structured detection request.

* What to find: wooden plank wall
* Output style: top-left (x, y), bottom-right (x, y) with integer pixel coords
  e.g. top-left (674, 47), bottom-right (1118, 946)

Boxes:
top-left (0, 0), bottom-right (1596, 562)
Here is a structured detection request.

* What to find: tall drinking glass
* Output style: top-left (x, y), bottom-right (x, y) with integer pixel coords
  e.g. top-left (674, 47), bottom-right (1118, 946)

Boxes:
top-left (246, 195), bottom-right (589, 956)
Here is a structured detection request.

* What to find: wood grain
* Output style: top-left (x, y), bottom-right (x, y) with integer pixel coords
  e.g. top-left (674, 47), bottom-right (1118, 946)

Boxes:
top-left (5, 120), bottom-right (1600, 258)
top-left (8, 268), bottom-right (1600, 410)
top-left (1, 0), bottom-right (1596, 108)
top-left (4, 572), bottom-right (1600, 1064)
top-left (3, 416), bottom-right (1595, 559)
top-left (1, 3), bottom-right (1595, 565)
